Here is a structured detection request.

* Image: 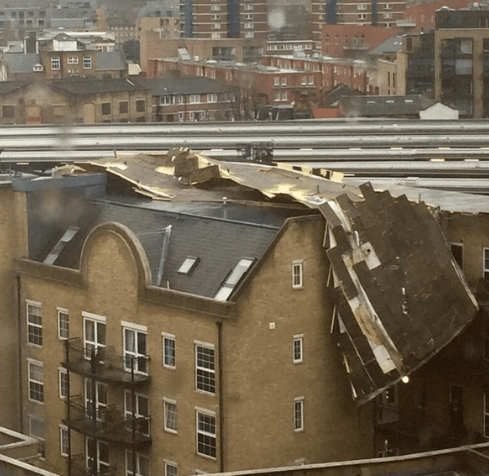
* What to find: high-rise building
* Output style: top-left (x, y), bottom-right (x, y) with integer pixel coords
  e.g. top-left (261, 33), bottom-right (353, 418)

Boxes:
top-left (180, 0), bottom-right (268, 39)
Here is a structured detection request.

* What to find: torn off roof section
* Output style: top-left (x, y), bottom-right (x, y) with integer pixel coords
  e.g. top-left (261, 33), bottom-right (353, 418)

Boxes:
top-left (321, 182), bottom-right (478, 405)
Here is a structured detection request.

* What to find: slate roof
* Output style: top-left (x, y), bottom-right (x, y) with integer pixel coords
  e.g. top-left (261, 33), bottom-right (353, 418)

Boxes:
top-left (0, 80), bottom-right (30, 95)
top-left (95, 51), bottom-right (127, 72)
top-left (51, 78), bottom-right (148, 95)
top-left (5, 53), bottom-right (43, 74)
top-left (370, 36), bottom-right (403, 56)
top-left (136, 77), bottom-right (232, 96)
top-left (27, 194), bottom-right (295, 299)
top-left (339, 95), bottom-right (434, 118)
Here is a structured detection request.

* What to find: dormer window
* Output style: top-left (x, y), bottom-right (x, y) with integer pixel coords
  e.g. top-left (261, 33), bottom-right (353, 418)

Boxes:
top-left (33, 64), bottom-right (43, 72)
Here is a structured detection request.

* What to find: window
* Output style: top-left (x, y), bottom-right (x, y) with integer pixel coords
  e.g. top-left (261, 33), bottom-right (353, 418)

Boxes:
top-left (28, 360), bottom-right (44, 403)
top-left (163, 334), bottom-right (176, 368)
top-left (164, 398), bottom-right (177, 433)
top-left (68, 69), bottom-right (78, 77)
top-left (84, 313), bottom-right (106, 358)
top-left (136, 100), bottom-right (145, 112)
top-left (207, 93), bottom-right (217, 103)
top-left (358, 4), bottom-right (367, 9)
top-left (293, 335), bottom-right (303, 363)
top-left (58, 308), bottom-right (69, 339)
top-left (178, 257), bottom-right (198, 274)
top-left (244, 22), bottom-right (253, 29)
top-left (83, 56), bottom-right (92, 69)
top-left (119, 101), bottom-right (129, 114)
top-left (27, 301), bottom-right (42, 346)
top-left (60, 425), bottom-right (69, 457)
top-left (125, 391), bottom-right (150, 436)
top-left (67, 56), bottom-right (79, 64)
top-left (85, 379), bottom-right (108, 420)
top-left (126, 451), bottom-right (149, 476)
top-left (165, 461), bottom-right (178, 476)
top-left (484, 248), bottom-right (489, 279)
top-left (123, 324), bottom-right (148, 374)
top-left (245, 32), bottom-right (254, 38)
top-left (214, 258), bottom-right (254, 301)
top-left (294, 398), bottom-right (304, 431)
top-left (292, 261), bottom-right (303, 289)
top-left (196, 410), bottom-right (216, 458)
top-left (195, 343), bottom-right (215, 394)
top-left (59, 368), bottom-right (68, 399)
top-left (51, 57), bottom-right (60, 70)
top-left (29, 415), bottom-right (45, 458)
top-left (189, 94), bottom-right (200, 103)
top-left (281, 76), bottom-right (287, 86)
top-left (160, 95), bottom-right (173, 106)
top-left (274, 77), bottom-right (279, 86)
top-left (87, 438), bottom-right (110, 475)
top-left (101, 103), bottom-right (111, 115)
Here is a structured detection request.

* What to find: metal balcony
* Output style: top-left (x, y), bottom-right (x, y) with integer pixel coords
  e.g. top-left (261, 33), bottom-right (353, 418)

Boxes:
top-left (64, 397), bottom-right (152, 450)
top-left (70, 456), bottom-right (117, 476)
top-left (63, 338), bottom-right (150, 387)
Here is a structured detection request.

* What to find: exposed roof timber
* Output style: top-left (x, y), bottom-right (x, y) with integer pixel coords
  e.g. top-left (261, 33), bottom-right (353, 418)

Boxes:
top-left (79, 150), bottom-right (478, 404)
top-left (322, 182), bottom-right (478, 405)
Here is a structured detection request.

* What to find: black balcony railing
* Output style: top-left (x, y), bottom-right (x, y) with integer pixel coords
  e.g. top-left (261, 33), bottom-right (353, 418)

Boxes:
top-left (64, 396), bottom-right (152, 450)
top-left (70, 455), bottom-right (117, 476)
top-left (63, 338), bottom-right (150, 387)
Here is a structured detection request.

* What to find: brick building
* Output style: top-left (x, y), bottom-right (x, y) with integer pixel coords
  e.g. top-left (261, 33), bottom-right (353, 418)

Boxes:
top-left (0, 79), bottom-right (152, 124)
top-left (180, 0), bottom-right (268, 40)
top-left (1, 139), bottom-right (489, 476)
top-left (0, 159), bottom-right (378, 476)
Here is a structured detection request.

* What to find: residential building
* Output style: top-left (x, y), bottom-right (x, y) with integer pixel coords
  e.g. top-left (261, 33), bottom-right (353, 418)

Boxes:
top-left (139, 36), bottom-right (265, 72)
top-left (434, 8), bottom-right (489, 118)
top-left (138, 77), bottom-right (237, 121)
top-left (180, 0), bottom-right (268, 40)
top-left (3, 160), bottom-right (377, 476)
top-left (147, 56), bottom-right (324, 115)
top-left (0, 79), bottom-right (152, 124)
top-left (311, 0), bottom-right (406, 39)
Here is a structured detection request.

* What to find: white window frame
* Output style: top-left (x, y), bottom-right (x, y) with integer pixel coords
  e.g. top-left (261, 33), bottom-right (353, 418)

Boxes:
top-left (87, 438), bottom-right (110, 475)
top-left (125, 391), bottom-right (150, 437)
top-left (59, 367), bottom-right (68, 399)
top-left (122, 322), bottom-right (148, 375)
top-left (60, 425), bottom-right (69, 457)
top-left (293, 335), bottom-right (303, 363)
top-left (165, 461), bottom-right (178, 476)
top-left (85, 379), bottom-right (108, 421)
top-left (29, 415), bottom-right (45, 458)
top-left (294, 397), bottom-right (304, 432)
top-left (195, 342), bottom-right (216, 395)
top-left (83, 56), bottom-right (92, 69)
top-left (163, 398), bottom-right (177, 433)
top-left (28, 359), bottom-right (44, 404)
top-left (126, 451), bottom-right (149, 476)
top-left (51, 56), bottom-right (60, 70)
top-left (196, 409), bottom-right (217, 459)
top-left (484, 248), bottom-right (489, 279)
top-left (189, 94), bottom-right (200, 104)
top-left (292, 261), bottom-right (303, 289)
top-left (163, 333), bottom-right (176, 369)
top-left (58, 308), bottom-right (69, 340)
top-left (67, 56), bottom-right (78, 64)
top-left (27, 300), bottom-right (42, 347)
top-left (83, 312), bottom-right (106, 358)
top-left (207, 93), bottom-right (217, 103)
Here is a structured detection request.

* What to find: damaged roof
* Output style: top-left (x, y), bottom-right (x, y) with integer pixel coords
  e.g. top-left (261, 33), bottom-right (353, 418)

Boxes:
top-left (21, 150), bottom-right (478, 403)
top-left (321, 182), bottom-right (478, 404)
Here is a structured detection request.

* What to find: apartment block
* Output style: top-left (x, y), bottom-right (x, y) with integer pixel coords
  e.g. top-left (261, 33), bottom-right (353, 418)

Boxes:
top-left (180, 0), bottom-right (268, 40)
top-left (3, 165), bottom-right (375, 476)
top-left (434, 8), bottom-right (489, 118)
